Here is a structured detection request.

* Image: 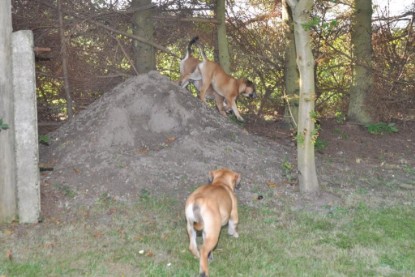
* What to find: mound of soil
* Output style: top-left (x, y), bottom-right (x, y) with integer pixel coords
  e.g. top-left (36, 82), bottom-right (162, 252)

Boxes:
top-left (41, 71), bottom-right (292, 208)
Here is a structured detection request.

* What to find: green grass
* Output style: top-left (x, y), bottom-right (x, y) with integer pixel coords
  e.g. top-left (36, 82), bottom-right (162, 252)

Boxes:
top-left (54, 183), bottom-right (77, 198)
top-left (366, 122), bottom-right (399, 135)
top-left (315, 137), bottom-right (328, 151)
top-left (1, 194), bottom-right (414, 277)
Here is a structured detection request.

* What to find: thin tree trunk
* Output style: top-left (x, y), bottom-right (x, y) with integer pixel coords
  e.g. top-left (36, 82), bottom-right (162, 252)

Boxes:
top-left (348, 0), bottom-right (373, 124)
top-left (57, 0), bottom-right (73, 119)
top-left (215, 0), bottom-right (231, 73)
top-left (283, 0), bottom-right (300, 127)
top-left (286, 0), bottom-right (319, 193)
top-left (132, 0), bottom-right (155, 74)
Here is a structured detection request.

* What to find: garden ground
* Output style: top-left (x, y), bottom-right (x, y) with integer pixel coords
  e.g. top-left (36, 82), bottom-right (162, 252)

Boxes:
top-left (1, 72), bottom-right (414, 276)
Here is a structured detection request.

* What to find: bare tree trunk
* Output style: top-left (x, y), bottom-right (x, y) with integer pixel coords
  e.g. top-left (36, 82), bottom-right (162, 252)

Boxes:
top-left (0, 0), bottom-right (17, 223)
top-left (348, 0), bottom-right (373, 124)
top-left (57, 0), bottom-right (73, 119)
top-left (132, 0), bottom-right (155, 74)
top-left (283, 0), bottom-right (300, 127)
top-left (215, 0), bottom-right (231, 73)
top-left (286, 0), bottom-right (319, 193)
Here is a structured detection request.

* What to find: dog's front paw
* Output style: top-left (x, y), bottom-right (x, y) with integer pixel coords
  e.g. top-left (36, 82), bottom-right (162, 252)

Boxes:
top-left (219, 110), bottom-right (227, 117)
top-left (225, 108), bottom-right (233, 115)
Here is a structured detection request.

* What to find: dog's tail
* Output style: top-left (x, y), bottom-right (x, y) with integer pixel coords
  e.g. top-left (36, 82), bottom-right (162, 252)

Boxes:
top-left (185, 201), bottom-right (204, 230)
top-left (192, 203), bottom-right (204, 231)
top-left (187, 36), bottom-right (199, 56)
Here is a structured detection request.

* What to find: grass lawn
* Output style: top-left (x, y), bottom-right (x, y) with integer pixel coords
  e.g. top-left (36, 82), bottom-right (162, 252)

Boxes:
top-left (1, 193), bottom-right (414, 277)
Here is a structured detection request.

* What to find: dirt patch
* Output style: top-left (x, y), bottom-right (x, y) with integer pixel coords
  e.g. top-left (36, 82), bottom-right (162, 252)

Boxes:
top-left (40, 71), bottom-right (293, 217)
top-left (243, 115), bottom-right (415, 210)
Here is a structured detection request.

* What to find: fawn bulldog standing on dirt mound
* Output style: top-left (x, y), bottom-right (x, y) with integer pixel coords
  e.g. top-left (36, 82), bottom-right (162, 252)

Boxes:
top-left (185, 168), bottom-right (241, 277)
top-left (179, 41), bottom-right (257, 122)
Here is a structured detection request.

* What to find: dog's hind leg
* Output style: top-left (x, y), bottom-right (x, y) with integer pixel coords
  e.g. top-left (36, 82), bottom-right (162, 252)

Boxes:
top-left (179, 75), bottom-right (190, 88)
top-left (213, 93), bottom-right (227, 117)
top-left (181, 66), bottom-right (202, 88)
top-left (180, 69), bottom-right (201, 88)
top-left (187, 228), bottom-right (199, 257)
top-left (198, 82), bottom-right (211, 103)
top-left (186, 204), bottom-right (201, 258)
top-left (228, 210), bottom-right (239, 237)
top-left (197, 69), bottom-right (212, 103)
top-left (199, 213), bottom-right (220, 277)
top-left (187, 220), bottom-right (200, 258)
top-left (202, 232), bottom-right (214, 262)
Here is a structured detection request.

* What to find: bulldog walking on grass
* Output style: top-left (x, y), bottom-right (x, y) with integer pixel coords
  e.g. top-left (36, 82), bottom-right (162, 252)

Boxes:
top-left (185, 168), bottom-right (241, 277)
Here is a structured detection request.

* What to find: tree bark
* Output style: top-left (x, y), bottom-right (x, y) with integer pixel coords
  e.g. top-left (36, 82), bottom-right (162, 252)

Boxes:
top-left (286, 0), bottom-right (319, 193)
top-left (283, 0), bottom-right (300, 127)
top-left (215, 0), bottom-right (231, 73)
top-left (132, 0), bottom-right (155, 74)
top-left (57, 0), bottom-right (73, 119)
top-left (348, 0), bottom-right (373, 124)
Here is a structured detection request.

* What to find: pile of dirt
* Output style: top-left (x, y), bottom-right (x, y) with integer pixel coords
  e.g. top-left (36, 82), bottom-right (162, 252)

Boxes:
top-left (40, 71), bottom-right (292, 207)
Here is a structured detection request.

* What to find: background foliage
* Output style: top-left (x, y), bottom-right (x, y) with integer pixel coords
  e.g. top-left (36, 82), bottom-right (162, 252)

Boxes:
top-left (11, 0), bottom-right (415, 125)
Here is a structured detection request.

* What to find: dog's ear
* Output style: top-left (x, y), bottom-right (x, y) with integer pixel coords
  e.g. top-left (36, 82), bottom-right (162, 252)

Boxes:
top-left (246, 79), bottom-right (255, 88)
top-left (208, 170), bottom-right (215, 183)
top-left (234, 173), bottom-right (241, 187)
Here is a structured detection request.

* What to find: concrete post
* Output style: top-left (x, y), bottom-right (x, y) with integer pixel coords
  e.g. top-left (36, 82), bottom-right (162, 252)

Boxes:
top-left (12, 30), bottom-right (41, 223)
top-left (0, 0), bottom-right (17, 223)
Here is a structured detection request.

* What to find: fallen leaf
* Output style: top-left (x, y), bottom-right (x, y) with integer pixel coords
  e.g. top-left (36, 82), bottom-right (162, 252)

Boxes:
top-left (6, 249), bottom-right (13, 261)
top-left (118, 228), bottom-right (126, 239)
top-left (145, 250), bottom-right (154, 257)
top-left (165, 136), bottom-right (176, 143)
top-left (3, 229), bottom-right (14, 236)
top-left (93, 231), bottom-right (104, 239)
top-left (266, 181), bottom-right (278, 189)
top-left (137, 147), bottom-right (149, 155)
top-left (43, 241), bottom-right (55, 249)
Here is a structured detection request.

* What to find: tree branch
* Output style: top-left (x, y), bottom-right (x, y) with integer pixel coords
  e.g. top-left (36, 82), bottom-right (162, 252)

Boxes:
top-left (38, 0), bottom-right (180, 59)
top-left (110, 33), bottom-right (139, 75)
top-left (76, 14), bottom-right (181, 59)
top-left (153, 15), bottom-right (218, 24)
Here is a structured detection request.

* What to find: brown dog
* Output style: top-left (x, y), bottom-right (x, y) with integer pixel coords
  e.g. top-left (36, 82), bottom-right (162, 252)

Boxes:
top-left (185, 168), bottom-right (241, 277)
top-left (181, 45), bottom-right (257, 122)
top-left (179, 37), bottom-right (215, 99)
